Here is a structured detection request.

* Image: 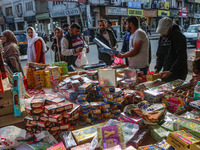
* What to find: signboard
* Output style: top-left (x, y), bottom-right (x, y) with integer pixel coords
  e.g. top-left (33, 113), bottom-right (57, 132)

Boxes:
top-left (170, 9), bottom-right (179, 17)
top-left (24, 16), bottom-right (36, 21)
top-left (195, 0), bottom-right (200, 3)
top-left (194, 13), bottom-right (200, 18)
top-left (178, 7), bottom-right (188, 12)
top-left (143, 10), bottom-right (157, 17)
top-left (106, 7), bottom-right (127, 16)
top-left (128, 1), bottom-right (141, 9)
top-left (128, 9), bottom-right (143, 17)
top-left (5, 18), bottom-right (14, 23)
top-left (157, 10), bottom-right (170, 17)
top-left (179, 12), bottom-right (188, 17)
top-left (50, 7), bottom-right (79, 18)
top-left (41, 0), bottom-right (86, 3)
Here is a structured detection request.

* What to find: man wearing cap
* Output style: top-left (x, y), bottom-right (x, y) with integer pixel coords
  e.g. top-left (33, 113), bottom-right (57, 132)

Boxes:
top-left (155, 17), bottom-right (188, 82)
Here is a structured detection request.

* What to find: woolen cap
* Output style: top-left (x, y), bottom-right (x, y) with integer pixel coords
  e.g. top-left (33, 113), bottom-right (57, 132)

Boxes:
top-left (156, 17), bottom-right (173, 34)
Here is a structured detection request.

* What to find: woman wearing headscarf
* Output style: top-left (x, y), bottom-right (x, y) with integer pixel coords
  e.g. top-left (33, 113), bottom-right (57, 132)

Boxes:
top-left (51, 27), bottom-right (64, 62)
top-left (2, 30), bottom-right (23, 74)
top-left (27, 27), bottom-right (46, 63)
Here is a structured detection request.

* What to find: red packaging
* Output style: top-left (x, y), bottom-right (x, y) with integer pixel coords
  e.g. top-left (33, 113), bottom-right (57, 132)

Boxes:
top-left (45, 94), bottom-right (65, 105)
top-left (60, 123), bottom-right (70, 130)
top-left (63, 103), bottom-right (81, 119)
top-left (31, 107), bottom-right (44, 114)
top-left (49, 114), bottom-right (63, 123)
top-left (25, 107), bottom-right (32, 114)
top-left (31, 95), bottom-right (45, 108)
top-left (44, 102), bottom-right (73, 115)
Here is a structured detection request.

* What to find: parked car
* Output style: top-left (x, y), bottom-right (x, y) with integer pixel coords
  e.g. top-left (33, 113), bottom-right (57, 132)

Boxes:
top-left (183, 24), bottom-right (200, 46)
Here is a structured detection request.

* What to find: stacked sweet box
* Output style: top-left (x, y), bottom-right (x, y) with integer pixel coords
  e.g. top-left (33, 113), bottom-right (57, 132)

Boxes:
top-left (24, 94), bottom-right (80, 139)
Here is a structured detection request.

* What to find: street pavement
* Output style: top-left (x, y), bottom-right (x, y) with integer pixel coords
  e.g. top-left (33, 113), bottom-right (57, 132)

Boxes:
top-left (20, 33), bottom-right (195, 81)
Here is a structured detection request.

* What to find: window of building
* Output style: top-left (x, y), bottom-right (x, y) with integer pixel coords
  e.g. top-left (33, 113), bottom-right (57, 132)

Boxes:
top-left (15, 3), bottom-right (22, 14)
top-left (5, 7), bottom-right (13, 16)
top-left (26, 1), bottom-right (33, 11)
top-left (53, 1), bottom-right (63, 5)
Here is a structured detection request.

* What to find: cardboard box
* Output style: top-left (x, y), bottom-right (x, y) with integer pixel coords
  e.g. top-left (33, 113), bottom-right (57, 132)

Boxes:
top-left (0, 89), bottom-right (13, 116)
top-left (166, 130), bottom-right (200, 150)
top-left (0, 112), bottom-right (25, 127)
top-left (191, 143), bottom-right (200, 150)
top-left (188, 56), bottom-right (195, 72)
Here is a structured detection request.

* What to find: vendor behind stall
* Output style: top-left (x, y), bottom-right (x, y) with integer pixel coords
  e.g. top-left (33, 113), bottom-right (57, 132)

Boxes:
top-left (155, 17), bottom-right (188, 82)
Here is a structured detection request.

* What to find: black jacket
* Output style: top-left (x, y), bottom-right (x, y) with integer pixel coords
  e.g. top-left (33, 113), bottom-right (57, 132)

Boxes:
top-left (95, 29), bottom-right (117, 65)
top-left (155, 24), bottom-right (188, 82)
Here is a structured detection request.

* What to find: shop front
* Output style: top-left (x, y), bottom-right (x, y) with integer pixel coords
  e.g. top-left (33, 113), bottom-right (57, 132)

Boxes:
top-left (24, 16), bottom-right (36, 29)
top-left (50, 7), bottom-right (82, 30)
top-left (5, 18), bottom-right (15, 31)
top-left (194, 13), bottom-right (200, 24)
top-left (143, 10), bottom-right (157, 32)
top-left (36, 13), bottom-right (50, 35)
top-left (105, 6), bottom-right (127, 36)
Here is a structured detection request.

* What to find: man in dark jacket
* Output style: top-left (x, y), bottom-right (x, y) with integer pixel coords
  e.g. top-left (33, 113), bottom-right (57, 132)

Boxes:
top-left (95, 19), bottom-right (117, 65)
top-left (155, 17), bottom-right (188, 82)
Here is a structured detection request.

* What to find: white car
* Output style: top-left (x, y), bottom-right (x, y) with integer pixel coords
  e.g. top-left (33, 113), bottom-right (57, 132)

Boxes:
top-left (183, 24), bottom-right (200, 46)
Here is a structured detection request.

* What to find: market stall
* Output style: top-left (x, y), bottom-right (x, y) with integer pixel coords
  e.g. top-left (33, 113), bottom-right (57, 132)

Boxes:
top-left (0, 47), bottom-right (200, 150)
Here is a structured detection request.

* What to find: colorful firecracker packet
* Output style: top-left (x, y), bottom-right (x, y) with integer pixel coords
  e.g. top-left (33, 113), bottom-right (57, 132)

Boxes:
top-left (72, 123), bottom-right (105, 145)
top-left (166, 130), bottom-right (200, 150)
top-left (46, 142), bottom-right (67, 150)
top-left (190, 100), bottom-right (200, 109)
top-left (97, 124), bottom-right (126, 150)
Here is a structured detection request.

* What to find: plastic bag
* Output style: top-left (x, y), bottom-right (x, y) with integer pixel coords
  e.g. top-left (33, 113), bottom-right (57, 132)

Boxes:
top-left (0, 126), bottom-right (26, 149)
top-left (75, 48), bottom-right (88, 67)
top-left (112, 56), bottom-right (124, 65)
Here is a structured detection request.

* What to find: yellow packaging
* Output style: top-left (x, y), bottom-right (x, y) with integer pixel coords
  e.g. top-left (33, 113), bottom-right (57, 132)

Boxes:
top-left (146, 74), bottom-right (161, 81)
top-left (72, 123), bottom-right (105, 145)
top-left (166, 130), bottom-right (200, 150)
top-left (45, 71), bottom-right (51, 88)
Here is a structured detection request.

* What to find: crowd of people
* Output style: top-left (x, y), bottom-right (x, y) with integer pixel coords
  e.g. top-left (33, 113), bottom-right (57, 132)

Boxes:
top-left (1, 16), bottom-right (194, 83)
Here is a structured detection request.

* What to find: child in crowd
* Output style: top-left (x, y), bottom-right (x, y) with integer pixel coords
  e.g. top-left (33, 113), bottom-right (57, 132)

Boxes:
top-left (190, 58), bottom-right (200, 88)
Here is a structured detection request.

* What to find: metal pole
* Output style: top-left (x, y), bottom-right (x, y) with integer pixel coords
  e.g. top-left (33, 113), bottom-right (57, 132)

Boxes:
top-left (78, 3), bottom-right (84, 27)
top-left (181, 0), bottom-right (184, 27)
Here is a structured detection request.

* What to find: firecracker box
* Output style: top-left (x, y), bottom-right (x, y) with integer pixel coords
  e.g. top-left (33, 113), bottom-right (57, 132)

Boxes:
top-left (166, 130), bottom-right (200, 150)
top-left (12, 72), bottom-right (26, 117)
top-left (148, 125), bottom-right (170, 141)
top-left (72, 122), bottom-right (105, 145)
top-left (173, 117), bottom-right (200, 138)
top-left (52, 61), bottom-right (68, 75)
top-left (98, 69), bottom-right (116, 87)
top-left (146, 72), bottom-right (161, 81)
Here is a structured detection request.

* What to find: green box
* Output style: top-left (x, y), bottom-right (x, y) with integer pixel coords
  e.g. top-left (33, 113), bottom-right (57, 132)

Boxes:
top-left (52, 61), bottom-right (68, 75)
top-left (149, 125), bottom-right (170, 141)
top-left (173, 117), bottom-right (200, 138)
top-left (161, 121), bottom-right (174, 132)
